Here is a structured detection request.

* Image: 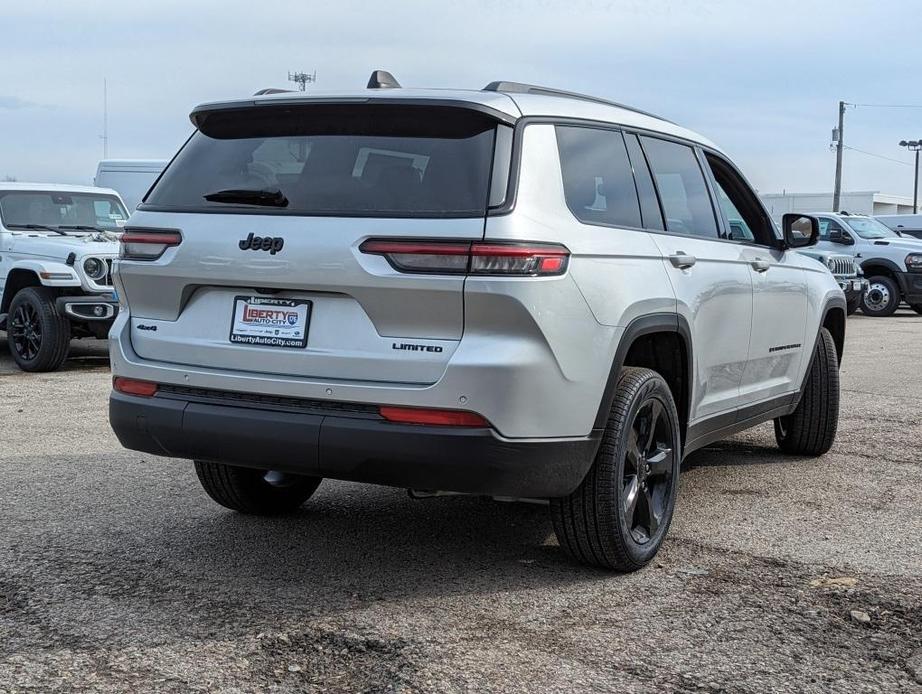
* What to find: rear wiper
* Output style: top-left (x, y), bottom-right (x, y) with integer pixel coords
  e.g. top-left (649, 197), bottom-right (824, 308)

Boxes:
top-left (7, 223), bottom-right (67, 235)
top-left (203, 188), bottom-right (289, 207)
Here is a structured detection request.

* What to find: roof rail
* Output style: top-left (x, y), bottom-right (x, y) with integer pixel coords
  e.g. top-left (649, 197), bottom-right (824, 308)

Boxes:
top-left (367, 70), bottom-right (401, 89)
top-left (482, 81), bottom-right (672, 124)
top-left (253, 88), bottom-right (294, 96)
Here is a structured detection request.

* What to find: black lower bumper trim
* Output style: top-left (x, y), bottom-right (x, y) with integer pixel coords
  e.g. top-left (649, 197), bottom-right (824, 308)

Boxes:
top-left (109, 391), bottom-right (601, 498)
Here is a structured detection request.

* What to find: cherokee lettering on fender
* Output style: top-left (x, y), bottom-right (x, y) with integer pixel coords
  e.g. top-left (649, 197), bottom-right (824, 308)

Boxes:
top-left (238, 232), bottom-right (285, 255)
top-left (392, 342), bottom-right (444, 353)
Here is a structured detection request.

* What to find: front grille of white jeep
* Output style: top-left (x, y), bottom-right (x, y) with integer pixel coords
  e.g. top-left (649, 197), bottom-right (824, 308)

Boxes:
top-left (827, 256), bottom-right (857, 278)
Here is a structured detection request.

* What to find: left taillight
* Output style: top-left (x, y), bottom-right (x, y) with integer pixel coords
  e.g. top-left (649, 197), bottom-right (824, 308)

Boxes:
top-left (359, 239), bottom-right (569, 277)
top-left (119, 229), bottom-right (182, 260)
top-left (113, 377), bottom-right (158, 397)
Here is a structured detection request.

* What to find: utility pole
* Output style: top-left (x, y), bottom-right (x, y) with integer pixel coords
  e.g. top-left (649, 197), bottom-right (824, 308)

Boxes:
top-left (101, 78), bottom-right (109, 158)
top-left (899, 140), bottom-right (921, 214)
top-left (287, 70), bottom-right (317, 91)
top-left (832, 100), bottom-right (845, 212)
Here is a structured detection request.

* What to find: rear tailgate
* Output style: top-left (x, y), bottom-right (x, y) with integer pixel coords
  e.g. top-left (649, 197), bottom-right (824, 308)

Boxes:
top-left (116, 103), bottom-right (508, 385)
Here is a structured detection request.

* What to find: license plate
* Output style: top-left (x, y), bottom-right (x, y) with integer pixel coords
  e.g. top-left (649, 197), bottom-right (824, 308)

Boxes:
top-left (229, 296), bottom-right (310, 349)
top-left (852, 280), bottom-right (863, 291)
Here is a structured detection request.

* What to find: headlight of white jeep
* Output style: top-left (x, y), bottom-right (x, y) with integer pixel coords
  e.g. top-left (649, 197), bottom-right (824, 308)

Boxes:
top-left (83, 257), bottom-right (108, 281)
top-left (906, 253), bottom-right (922, 271)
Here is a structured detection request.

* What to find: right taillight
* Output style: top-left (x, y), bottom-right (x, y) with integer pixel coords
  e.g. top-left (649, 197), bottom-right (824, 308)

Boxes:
top-left (359, 239), bottom-right (569, 277)
top-left (119, 229), bottom-right (182, 260)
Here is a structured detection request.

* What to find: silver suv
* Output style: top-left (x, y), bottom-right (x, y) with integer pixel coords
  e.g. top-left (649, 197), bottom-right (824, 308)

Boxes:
top-left (109, 73), bottom-right (846, 571)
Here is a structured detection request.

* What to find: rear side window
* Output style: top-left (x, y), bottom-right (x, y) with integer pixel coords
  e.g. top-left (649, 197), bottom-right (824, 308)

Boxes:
top-left (624, 133), bottom-right (665, 231)
top-left (555, 126), bottom-right (642, 228)
top-left (640, 137), bottom-right (719, 239)
top-left (145, 105), bottom-right (499, 218)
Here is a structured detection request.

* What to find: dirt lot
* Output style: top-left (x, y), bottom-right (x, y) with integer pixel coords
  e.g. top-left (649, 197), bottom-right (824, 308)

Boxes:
top-left (0, 313), bottom-right (920, 693)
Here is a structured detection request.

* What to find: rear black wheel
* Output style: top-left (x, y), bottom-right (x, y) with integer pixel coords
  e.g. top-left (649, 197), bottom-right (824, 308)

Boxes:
top-left (551, 367), bottom-right (680, 571)
top-left (194, 461), bottom-right (322, 515)
top-left (860, 276), bottom-right (899, 317)
top-left (7, 287), bottom-right (70, 372)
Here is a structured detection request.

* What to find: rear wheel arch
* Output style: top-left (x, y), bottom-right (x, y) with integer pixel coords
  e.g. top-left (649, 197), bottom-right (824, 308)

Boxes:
top-left (595, 314), bottom-right (692, 446)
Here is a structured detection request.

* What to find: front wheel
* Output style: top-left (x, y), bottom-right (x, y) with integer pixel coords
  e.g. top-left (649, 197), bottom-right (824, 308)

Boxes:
top-left (774, 327), bottom-right (839, 456)
top-left (551, 367), bottom-right (681, 571)
top-left (861, 276), bottom-right (900, 317)
top-left (194, 461), bottom-right (322, 515)
top-left (6, 287), bottom-right (70, 372)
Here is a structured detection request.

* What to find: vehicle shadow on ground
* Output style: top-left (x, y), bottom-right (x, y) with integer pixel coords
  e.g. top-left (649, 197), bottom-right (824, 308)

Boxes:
top-left (683, 439), bottom-right (788, 469)
top-left (0, 336), bottom-right (109, 374)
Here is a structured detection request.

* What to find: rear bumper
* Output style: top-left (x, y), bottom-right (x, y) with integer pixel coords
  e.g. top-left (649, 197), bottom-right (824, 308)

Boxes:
top-left (109, 390), bottom-right (601, 498)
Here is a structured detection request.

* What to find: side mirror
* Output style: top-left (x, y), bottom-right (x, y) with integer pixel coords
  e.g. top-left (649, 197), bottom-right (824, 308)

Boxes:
top-left (782, 213), bottom-right (819, 248)
top-left (828, 229), bottom-right (847, 244)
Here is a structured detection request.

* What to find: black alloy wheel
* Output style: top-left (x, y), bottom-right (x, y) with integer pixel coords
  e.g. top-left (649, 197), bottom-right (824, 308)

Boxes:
top-left (9, 301), bottom-right (42, 361)
top-left (622, 398), bottom-right (675, 545)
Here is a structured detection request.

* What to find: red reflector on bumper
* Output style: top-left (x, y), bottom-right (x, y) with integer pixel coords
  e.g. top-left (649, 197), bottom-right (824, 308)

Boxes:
top-left (379, 406), bottom-right (489, 427)
top-left (113, 377), bottom-right (158, 397)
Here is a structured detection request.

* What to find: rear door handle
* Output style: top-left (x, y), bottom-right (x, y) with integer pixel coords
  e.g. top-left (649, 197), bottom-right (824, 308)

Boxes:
top-left (668, 252), bottom-right (697, 269)
top-left (751, 258), bottom-right (771, 273)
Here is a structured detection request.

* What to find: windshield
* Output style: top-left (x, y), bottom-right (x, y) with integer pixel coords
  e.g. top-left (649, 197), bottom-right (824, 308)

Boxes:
top-left (144, 104), bottom-right (499, 218)
top-left (0, 191), bottom-right (128, 231)
top-left (844, 217), bottom-right (900, 240)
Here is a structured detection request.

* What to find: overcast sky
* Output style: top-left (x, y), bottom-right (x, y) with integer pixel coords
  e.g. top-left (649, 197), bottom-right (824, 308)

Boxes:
top-left (2, 0), bottom-right (920, 197)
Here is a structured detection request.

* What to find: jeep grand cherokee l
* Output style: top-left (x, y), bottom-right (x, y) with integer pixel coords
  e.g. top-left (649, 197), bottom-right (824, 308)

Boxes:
top-left (108, 72), bottom-right (845, 571)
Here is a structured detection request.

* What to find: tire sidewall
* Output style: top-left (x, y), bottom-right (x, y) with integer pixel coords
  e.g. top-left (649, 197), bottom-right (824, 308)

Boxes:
top-left (609, 374), bottom-right (681, 566)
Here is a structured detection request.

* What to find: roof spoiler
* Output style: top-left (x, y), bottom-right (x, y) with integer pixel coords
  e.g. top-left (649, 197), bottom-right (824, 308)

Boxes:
top-left (367, 70), bottom-right (401, 89)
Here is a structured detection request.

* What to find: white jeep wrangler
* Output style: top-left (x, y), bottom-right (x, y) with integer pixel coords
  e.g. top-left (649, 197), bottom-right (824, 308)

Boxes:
top-left (0, 183), bottom-right (127, 371)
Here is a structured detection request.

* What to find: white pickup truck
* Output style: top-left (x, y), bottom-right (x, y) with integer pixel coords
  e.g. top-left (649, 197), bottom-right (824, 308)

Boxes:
top-left (0, 183), bottom-right (127, 371)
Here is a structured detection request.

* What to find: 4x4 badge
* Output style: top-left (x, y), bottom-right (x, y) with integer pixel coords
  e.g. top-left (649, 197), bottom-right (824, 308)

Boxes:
top-left (238, 233), bottom-right (284, 255)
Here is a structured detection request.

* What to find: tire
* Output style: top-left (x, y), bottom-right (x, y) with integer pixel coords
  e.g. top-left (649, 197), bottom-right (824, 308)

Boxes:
top-left (860, 275), bottom-right (900, 317)
top-left (911, 304), bottom-right (922, 315)
top-left (551, 367), bottom-right (681, 571)
top-left (6, 286), bottom-right (70, 372)
top-left (194, 461), bottom-right (322, 515)
top-left (774, 327), bottom-right (839, 456)
top-left (846, 298), bottom-right (861, 316)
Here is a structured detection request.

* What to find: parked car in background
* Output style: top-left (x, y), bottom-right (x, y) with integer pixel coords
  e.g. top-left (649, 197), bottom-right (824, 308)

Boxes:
top-left (108, 74), bottom-right (845, 572)
top-left (94, 159), bottom-right (167, 212)
top-left (876, 213), bottom-right (922, 240)
top-left (811, 212), bottom-right (922, 316)
top-left (797, 249), bottom-right (867, 315)
top-left (0, 183), bottom-right (125, 371)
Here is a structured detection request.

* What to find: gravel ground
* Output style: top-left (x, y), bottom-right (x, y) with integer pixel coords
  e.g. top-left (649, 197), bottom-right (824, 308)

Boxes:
top-left (0, 313), bottom-right (920, 693)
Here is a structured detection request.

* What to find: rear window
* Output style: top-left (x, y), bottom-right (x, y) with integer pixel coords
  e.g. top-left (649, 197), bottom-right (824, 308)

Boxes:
top-left (0, 191), bottom-right (128, 231)
top-left (145, 105), bottom-right (500, 218)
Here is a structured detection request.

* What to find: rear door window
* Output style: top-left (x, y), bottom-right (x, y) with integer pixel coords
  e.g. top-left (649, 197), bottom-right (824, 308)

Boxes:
top-left (555, 126), bottom-right (642, 229)
top-left (144, 105), bottom-right (499, 218)
top-left (640, 136), bottom-right (719, 239)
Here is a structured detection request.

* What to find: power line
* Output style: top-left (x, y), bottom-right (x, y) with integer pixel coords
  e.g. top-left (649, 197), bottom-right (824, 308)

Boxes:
top-left (843, 145), bottom-right (913, 166)
top-left (849, 103), bottom-right (922, 109)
